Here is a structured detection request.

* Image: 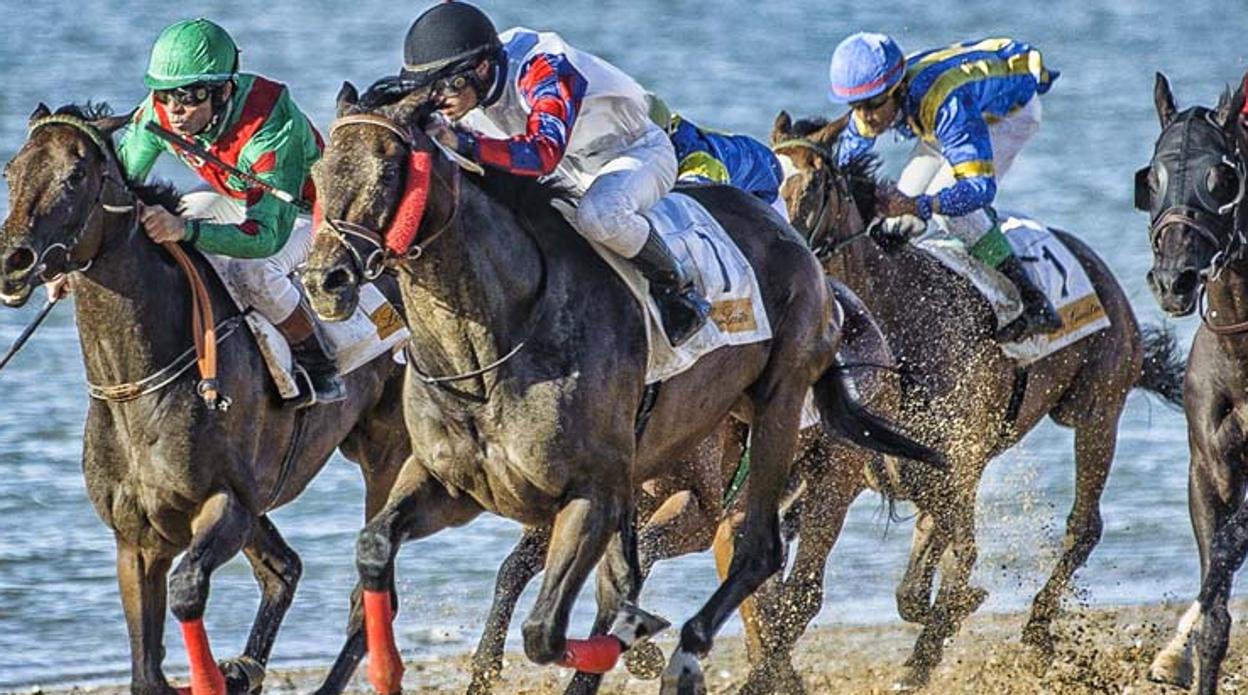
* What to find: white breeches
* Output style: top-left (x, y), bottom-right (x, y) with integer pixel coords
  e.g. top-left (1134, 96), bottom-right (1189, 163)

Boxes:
top-left (574, 126), bottom-right (678, 258)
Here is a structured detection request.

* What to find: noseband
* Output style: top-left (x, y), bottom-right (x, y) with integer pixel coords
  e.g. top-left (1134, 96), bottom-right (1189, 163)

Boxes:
top-left (320, 113), bottom-right (461, 280)
top-left (772, 138), bottom-right (861, 258)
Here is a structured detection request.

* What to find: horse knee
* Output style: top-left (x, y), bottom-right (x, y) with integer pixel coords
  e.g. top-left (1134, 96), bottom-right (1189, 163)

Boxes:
top-left (168, 566), bottom-right (209, 622)
top-left (521, 615), bottom-right (565, 665)
top-left (355, 526), bottom-right (394, 592)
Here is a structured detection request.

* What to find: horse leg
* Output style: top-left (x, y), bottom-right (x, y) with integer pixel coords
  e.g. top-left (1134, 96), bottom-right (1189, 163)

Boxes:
top-left (664, 388), bottom-right (804, 695)
top-left (1196, 497), bottom-right (1248, 694)
top-left (317, 435), bottom-right (407, 695)
top-left (116, 542), bottom-right (176, 695)
top-left (167, 491), bottom-right (254, 695)
top-left (521, 491), bottom-right (627, 671)
top-left (1149, 450), bottom-right (1237, 689)
top-left (356, 461), bottom-right (484, 694)
top-left (897, 491), bottom-right (984, 691)
top-left (468, 525), bottom-right (552, 695)
top-left (214, 516), bottom-right (301, 694)
top-left (895, 511), bottom-right (949, 626)
top-left (1022, 409), bottom-right (1118, 661)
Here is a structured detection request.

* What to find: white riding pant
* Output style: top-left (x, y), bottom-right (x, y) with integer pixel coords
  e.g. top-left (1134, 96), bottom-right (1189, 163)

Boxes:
top-left (180, 191), bottom-right (310, 324)
top-left (574, 127), bottom-right (678, 258)
top-left (895, 97), bottom-right (1042, 246)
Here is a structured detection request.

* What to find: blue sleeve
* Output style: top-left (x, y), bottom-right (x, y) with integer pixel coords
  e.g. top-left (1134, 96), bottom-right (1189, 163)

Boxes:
top-left (835, 115), bottom-right (876, 167)
top-left (922, 95), bottom-right (997, 218)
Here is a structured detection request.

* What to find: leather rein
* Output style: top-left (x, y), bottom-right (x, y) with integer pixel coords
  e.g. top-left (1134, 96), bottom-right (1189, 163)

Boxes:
top-left (26, 115), bottom-right (232, 409)
top-left (771, 138), bottom-right (866, 258)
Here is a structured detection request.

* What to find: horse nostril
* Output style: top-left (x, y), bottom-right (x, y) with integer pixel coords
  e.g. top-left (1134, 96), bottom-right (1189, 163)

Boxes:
top-left (1173, 268), bottom-right (1200, 296)
top-left (323, 267), bottom-right (356, 293)
top-left (2, 247), bottom-right (37, 277)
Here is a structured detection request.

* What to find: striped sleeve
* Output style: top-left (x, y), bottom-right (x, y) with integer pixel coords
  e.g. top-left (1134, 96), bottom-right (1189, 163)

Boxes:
top-left (468, 53), bottom-right (587, 177)
top-left (923, 94), bottom-right (997, 218)
top-left (835, 115), bottom-right (877, 167)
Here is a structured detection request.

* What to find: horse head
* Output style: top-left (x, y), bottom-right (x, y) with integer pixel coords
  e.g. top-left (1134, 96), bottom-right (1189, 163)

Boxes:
top-left (305, 81), bottom-right (459, 321)
top-left (770, 111), bottom-right (875, 261)
top-left (1, 103), bottom-right (131, 307)
top-left (1139, 72), bottom-right (1248, 316)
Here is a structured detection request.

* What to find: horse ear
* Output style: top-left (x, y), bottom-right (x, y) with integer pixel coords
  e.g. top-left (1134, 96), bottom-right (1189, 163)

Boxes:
top-left (1154, 72), bottom-right (1177, 128)
top-left (812, 112), bottom-right (850, 147)
top-left (772, 111), bottom-right (793, 144)
top-left (29, 102), bottom-right (51, 125)
top-left (93, 110), bottom-right (135, 135)
top-left (336, 81), bottom-right (359, 117)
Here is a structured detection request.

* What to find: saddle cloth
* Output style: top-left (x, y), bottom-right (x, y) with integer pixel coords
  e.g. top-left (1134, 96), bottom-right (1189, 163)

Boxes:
top-left (917, 211), bottom-right (1110, 366)
top-left (201, 254), bottom-right (409, 399)
top-left (563, 192), bottom-right (774, 384)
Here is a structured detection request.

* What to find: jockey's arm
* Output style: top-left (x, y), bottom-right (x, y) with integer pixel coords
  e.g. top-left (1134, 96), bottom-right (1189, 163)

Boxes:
top-left (920, 97), bottom-right (998, 219)
top-left (453, 53), bottom-right (587, 177)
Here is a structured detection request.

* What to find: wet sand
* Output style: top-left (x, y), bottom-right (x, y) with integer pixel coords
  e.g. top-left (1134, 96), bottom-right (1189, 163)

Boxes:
top-left (29, 598), bottom-right (1248, 694)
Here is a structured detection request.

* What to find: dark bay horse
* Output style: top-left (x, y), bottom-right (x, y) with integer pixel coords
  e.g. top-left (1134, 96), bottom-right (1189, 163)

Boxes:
top-left (1139, 73), bottom-right (1248, 695)
top-left (768, 111), bottom-right (1185, 690)
top-left (301, 83), bottom-right (943, 695)
top-left (463, 278), bottom-right (901, 695)
top-left (0, 104), bottom-right (412, 695)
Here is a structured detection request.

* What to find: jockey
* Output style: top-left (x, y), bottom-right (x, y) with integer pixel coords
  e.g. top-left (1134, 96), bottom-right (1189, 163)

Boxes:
top-left (401, 1), bottom-right (711, 347)
top-left (828, 32), bottom-right (1062, 343)
top-left (117, 18), bottom-right (344, 404)
top-left (646, 94), bottom-right (789, 221)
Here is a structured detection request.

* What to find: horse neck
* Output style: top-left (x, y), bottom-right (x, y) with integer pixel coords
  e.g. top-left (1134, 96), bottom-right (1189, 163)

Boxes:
top-left (70, 210), bottom-right (202, 389)
top-left (396, 184), bottom-right (545, 391)
top-left (1204, 263), bottom-right (1248, 352)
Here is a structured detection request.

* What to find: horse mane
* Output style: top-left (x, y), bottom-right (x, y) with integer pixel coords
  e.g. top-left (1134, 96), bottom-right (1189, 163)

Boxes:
top-left (132, 181), bottom-right (183, 214)
top-left (54, 101), bottom-right (115, 121)
top-left (788, 115), bottom-right (883, 221)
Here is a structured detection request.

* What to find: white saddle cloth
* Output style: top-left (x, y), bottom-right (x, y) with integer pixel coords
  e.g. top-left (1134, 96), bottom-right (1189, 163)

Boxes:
top-left (916, 211), bottom-right (1110, 366)
top-left (202, 254), bottom-right (409, 399)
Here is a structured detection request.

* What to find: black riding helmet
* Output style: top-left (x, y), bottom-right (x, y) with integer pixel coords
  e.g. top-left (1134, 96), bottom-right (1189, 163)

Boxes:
top-left (400, 2), bottom-right (502, 90)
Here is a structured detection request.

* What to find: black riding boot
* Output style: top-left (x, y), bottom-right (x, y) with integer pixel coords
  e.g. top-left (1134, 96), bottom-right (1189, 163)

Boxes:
top-left (629, 227), bottom-right (711, 347)
top-left (276, 301), bottom-right (348, 406)
top-left (994, 254), bottom-right (1063, 342)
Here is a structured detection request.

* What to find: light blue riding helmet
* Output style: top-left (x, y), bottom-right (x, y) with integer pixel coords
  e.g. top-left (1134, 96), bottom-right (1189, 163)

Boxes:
top-left (827, 32), bottom-right (906, 104)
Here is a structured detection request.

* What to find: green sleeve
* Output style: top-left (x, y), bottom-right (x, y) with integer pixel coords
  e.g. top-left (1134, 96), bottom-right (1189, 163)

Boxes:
top-left (191, 93), bottom-right (317, 258)
top-left (115, 98), bottom-right (165, 182)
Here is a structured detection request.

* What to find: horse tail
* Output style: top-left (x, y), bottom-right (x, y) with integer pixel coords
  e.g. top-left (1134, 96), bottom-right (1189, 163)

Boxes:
top-left (1136, 323), bottom-right (1185, 408)
top-left (813, 362), bottom-right (946, 469)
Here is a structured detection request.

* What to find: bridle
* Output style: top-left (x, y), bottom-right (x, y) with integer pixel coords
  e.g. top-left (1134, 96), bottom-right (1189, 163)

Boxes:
top-left (22, 114), bottom-right (138, 280)
top-left (320, 113), bottom-right (462, 281)
top-left (772, 138), bottom-right (864, 258)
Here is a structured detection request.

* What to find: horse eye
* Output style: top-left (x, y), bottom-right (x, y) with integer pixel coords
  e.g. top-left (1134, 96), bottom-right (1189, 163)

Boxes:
top-left (1207, 164), bottom-right (1238, 205)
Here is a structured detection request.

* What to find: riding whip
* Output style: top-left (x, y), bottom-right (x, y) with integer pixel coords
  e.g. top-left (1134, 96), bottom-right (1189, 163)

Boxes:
top-left (0, 297), bottom-right (59, 374)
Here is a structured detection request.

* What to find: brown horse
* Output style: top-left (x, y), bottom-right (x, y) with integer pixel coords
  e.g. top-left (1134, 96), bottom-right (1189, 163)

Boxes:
top-left (300, 83), bottom-right (942, 695)
top-left (767, 111), bottom-right (1185, 690)
top-left (1139, 73), bottom-right (1248, 695)
top-left (0, 104), bottom-right (413, 695)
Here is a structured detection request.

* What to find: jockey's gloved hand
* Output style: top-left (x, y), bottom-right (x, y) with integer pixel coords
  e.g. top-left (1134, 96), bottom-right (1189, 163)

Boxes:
top-left (868, 215), bottom-right (922, 252)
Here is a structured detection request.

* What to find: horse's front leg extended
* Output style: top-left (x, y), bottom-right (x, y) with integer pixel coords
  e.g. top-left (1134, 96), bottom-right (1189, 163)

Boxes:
top-left (168, 491), bottom-right (254, 695)
top-left (223, 515), bottom-right (302, 693)
top-left (469, 525), bottom-right (552, 694)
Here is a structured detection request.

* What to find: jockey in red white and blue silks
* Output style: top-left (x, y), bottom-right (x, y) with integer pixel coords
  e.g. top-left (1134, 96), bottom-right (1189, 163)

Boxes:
top-left (828, 32), bottom-right (1063, 342)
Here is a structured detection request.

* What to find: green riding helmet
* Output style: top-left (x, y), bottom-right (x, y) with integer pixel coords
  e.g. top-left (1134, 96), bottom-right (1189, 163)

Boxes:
top-left (143, 18), bottom-right (239, 90)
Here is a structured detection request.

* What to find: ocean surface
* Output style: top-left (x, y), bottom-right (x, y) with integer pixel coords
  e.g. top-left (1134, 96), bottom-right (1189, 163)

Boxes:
top-left (0, 0), bottom-right (1244, 688)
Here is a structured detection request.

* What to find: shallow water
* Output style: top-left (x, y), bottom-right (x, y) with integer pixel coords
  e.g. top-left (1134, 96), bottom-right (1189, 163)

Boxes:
top-left (0, 0), bottom-right (1243, 688)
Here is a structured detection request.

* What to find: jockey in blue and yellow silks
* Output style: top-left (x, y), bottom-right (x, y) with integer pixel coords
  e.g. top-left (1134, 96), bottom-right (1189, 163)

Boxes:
top-left (647, 95), bottom-right (788, 220)
top-left (830, 33), bottom-right (1062, 342)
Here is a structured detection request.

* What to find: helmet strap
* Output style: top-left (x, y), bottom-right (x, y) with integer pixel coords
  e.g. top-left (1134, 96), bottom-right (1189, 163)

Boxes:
top-left (478, 49), bottom-right (506, 108)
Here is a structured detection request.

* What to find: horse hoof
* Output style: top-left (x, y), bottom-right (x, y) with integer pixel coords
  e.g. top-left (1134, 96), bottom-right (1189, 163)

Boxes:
top-left (219, 655), bottom-right (265, 694)
top-left (1147, 648), bottom-right (1194, 689)
top-left (660, 650), bottom-right (707, 695)
top-left (624, 640), bottom-right (666, 680)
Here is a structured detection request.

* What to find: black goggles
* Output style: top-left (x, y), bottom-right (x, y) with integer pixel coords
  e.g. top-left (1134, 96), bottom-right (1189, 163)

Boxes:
top-left (154, 84), bottom-right (216, 107)
top-left (430, 70), bottom-right (479, 99)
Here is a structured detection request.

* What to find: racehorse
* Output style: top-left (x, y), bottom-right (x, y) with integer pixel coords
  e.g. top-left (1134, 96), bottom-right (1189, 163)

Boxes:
top-left (768, 111), bottom-right (1184, 690)
top-left (1138, 73), bottom-right (1248, 695)
top-left (0, 103), bottom-right (412, 695)
top-left (301, 83), bottom-right (943, 695)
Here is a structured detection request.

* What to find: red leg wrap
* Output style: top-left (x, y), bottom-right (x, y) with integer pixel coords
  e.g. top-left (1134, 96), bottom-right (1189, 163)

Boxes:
top-left (363, 589), bottom-right (405, 693)
top-left (179, 619), bottom-right (226, 695)
top-left (559, 635), bottom-right (624, 674)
